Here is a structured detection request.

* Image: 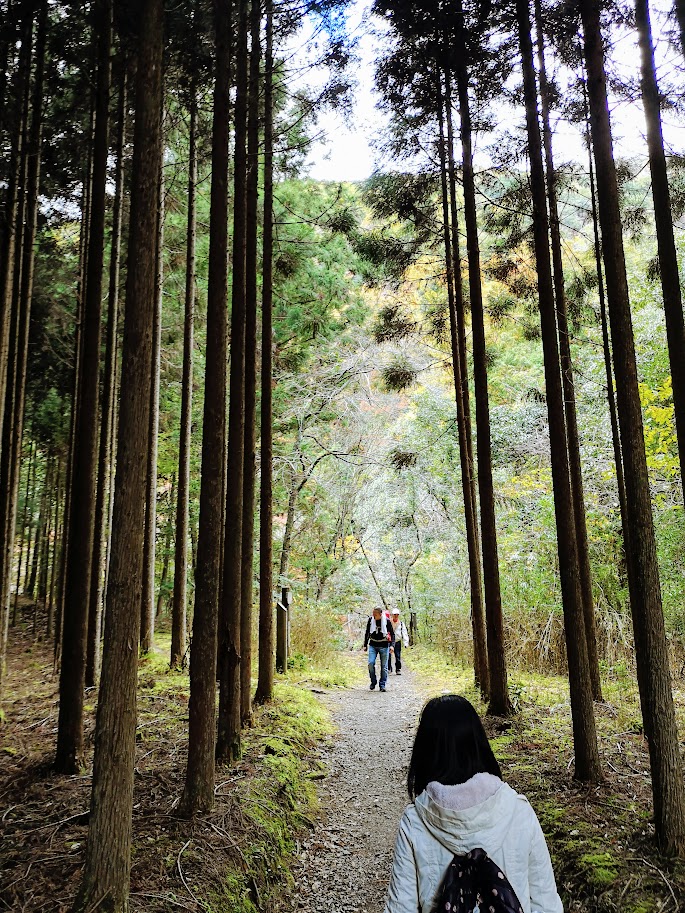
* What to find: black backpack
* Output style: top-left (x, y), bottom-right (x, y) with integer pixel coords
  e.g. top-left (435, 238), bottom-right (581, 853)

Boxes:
top-left (432, 847), bottom-right (524, 913)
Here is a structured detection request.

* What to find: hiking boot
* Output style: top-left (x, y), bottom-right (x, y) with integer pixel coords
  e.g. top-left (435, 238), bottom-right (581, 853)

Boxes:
top-left (396, 670), bottom-right (402, 675)
top-left (369, 683), bottom-right (376, 690)
top-left (380, 686), bottom-right (386, 692)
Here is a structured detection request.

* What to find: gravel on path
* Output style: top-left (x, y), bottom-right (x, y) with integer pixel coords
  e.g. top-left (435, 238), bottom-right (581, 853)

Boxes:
top-left (281, 654), bottom-right (428, 913)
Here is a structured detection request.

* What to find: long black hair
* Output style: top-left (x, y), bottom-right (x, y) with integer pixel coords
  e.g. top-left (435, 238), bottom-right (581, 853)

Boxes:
top-left (407, 695), bottom-right (503, 799)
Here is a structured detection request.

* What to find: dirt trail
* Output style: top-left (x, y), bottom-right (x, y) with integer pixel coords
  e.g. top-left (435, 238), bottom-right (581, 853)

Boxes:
top-left (281, 655), bottom-right (427, 913)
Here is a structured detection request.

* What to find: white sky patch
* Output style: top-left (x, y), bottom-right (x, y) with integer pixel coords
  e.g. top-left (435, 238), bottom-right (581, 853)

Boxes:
top-left (296, 0), bottom-right (685, 183)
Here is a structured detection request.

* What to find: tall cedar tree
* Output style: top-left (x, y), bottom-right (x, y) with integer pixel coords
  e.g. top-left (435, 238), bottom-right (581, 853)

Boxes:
top-left (635, 0), bottom-right (685, 496)
top-left (240, 0), bottom-right (261, 725)
top-left (217, 0), bottom-right (249, 764)
top-left (56, 0), bottom-right (111, 773)
top-left (255, 0), bottom-right (275, 704)
top-left (515, 0), bottom-right (602, 781)
top-left (0, 4), bottom-right (31, 693)
top-left (86, 66), bottom-right (127, 688)
top-left (579, 0), bottom-right (685, 853)
top-left (171, 89), bottom-right (197, 670)
top-left (180, 0), bottom-right (231, 815)
top-left (140, 138), bottom-right (165, 654)
top-left (452, 0), bottom-right (511, 715)
top-left (585, 113), bottom-right (628, 534)
top-left (443, 65), bottom-right (489, 696)
top-left (533, 0), bottom-right (602, 701)
top-left (72, 0), bottom-right (164, 904)
top-left (436, 75), bottom-right (488, 696)
top-left (0, 0), bottom-right (46, 700)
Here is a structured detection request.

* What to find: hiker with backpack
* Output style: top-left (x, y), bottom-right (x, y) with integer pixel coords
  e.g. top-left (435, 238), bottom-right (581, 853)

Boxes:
top-left (384, 695), bottom-right (563, 913)
top-left (387, 608), bottom-right (409, 675)
top-left (363, 606), bottom-right (395, 692)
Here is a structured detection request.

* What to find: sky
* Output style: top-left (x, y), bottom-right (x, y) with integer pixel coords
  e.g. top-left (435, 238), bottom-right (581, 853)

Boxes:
top-left (297, 0), bottom-right (685, 184)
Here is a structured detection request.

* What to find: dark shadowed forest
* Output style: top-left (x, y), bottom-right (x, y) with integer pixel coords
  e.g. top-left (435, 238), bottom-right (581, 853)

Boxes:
top-left (1, 0), bottom-right (685, 910)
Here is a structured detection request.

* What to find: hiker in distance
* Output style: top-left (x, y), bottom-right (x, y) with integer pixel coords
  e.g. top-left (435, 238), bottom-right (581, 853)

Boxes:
top-left (384, 695), bottom-right (563, 913)
top-left (363, 606), bottom-right (395, 692)
top-left (387, 608), bottom-right (409, 675)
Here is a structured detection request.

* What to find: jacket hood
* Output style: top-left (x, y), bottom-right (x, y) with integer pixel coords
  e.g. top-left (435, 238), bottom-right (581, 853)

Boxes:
top-left (414, 776), bottom-right (520, 855)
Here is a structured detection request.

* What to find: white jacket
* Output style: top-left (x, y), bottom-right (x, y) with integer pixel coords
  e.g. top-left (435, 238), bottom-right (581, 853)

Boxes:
top-left (384, 774), bottom-right (563, 913)
top-left (392, 619), bottom-right (409, 647)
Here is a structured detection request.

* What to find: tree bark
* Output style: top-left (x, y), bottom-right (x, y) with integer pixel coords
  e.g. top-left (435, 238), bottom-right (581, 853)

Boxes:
top-left (180, 0), bottom-right (231, 815)
top-left (517, 0), bottom-right (602, 781)
top-left (453, 0), bottom-right (511, 716)
top-left (86, 65), bottom-right (126, 689)
top-left (534, 0), bottom-right (602, 701)
top-left (579, 0), bottom-right (685, 853)
top-left (217, 0), bottom-right (249, 765)
top-left (12, 438), bottom-right (34, 625)
top-left (443, 66), bottom-right (489, 697)
top-left (587, 129), bottom-right (628, 535)
top-left (72, 0), bottom-right (164, 904)
top-left (0, 2), bottom-right (31, 697)
top-left (140, 119), bottom-right (165, 655)
top-left (635, 0), bottom-right (685, 498)
top-left (56, 0), bottom-right (111, 773)
top-left (255, 0), bottom-right (275, 705)
top-left (240, 0), bottom-right (260, 725)
top-left (171, 89), bottom-right (196, 671)
top-left (0, 0), bottom-right (46, 701)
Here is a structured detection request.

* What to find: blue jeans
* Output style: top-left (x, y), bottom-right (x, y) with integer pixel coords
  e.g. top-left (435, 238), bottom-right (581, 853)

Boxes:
top-left (368, 643), bottom-right (389, 689)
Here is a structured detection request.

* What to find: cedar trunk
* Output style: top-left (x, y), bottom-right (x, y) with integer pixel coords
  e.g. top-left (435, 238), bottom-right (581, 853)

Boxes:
top-left (517, 0), bottom-right (602, 781)
top-left (580, 0), bottom-right (685, 853)
top-left (72, 0), bottom-right (164, 905)
top-left (217, 0), bottom-right (250, 765)
top-left (86, 66), bottom-right (126, 688)
top-left (180, 0), bottom-right (231, 815)
top-left (240, 0), bottom-right (261, 725)
top-left (454, 0), bottom-right (511, 715)
top-left (534, 0), bottom-right (602, 701)
top-left (56, 0), bottom-right (111, 773)
top-left (140, 134), bottom-right (165, 654)
top-left (635, 0), bottom-right (685, 498)
top-left (443, 66), bottom-right (488, 697)
top-left (171, 90), bottom-right (197, 671)
top-left (255, 0), bottom-right (275, 705)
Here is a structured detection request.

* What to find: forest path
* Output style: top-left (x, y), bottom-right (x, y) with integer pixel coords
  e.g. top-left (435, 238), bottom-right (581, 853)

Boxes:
top-left (280, 654), bottom-right (427, 913)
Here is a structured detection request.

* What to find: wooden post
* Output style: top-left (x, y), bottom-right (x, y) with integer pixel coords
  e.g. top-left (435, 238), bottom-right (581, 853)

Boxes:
top-left (276, 585), bottom-right (290, 673)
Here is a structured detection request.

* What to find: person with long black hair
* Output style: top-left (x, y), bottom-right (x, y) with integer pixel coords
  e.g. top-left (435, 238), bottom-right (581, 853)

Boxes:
top-left (384, 695), bottom-right (563, 913)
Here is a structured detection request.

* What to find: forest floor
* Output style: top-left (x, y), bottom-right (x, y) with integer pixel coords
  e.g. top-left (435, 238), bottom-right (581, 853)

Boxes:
top-left (2, 609), bottom-right (685, 913)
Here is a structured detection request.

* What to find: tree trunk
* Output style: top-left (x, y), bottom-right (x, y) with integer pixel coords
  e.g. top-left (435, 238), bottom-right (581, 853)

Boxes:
top-left (255, 0), bottom-right (275, 705)
top-left (217, 0), bottom-right (249, 765)
top-left (443, 66), bottom-right (489, 697)
top-left (635, 0), bottom-right (685, 498)
top-left (47, 456), bottom-right (63, 640)
top-left (587, 126), bottom-right (628, 534)
top-left (0, 0), bottom-right (46, 701)
top-left (171, 89), bottom-right (196, 671)
top-left (156, 484), bottom-right (173, 619)
top-left (12, 438), bottom-right (34, 625)
top-left (517, 0), bottom-right (602, 781)
top-left (534, 0), bottom-right (602, 701)
top-left (37, 454), bottom-right (53, 606)
top-left (0, 2), bottom-right (31, 696)
top-left (240, 0), bottom-right (260, 726)
top-left (0, 0), bottom-right (30, 455)
top-left (27, 457), bottom-right (47, 599)
top-left (453, 0), bottom-right (511, 716)
top-left (140, 121), bottom-right (165, 655)
top-left (56, 0), bottom-right (111, 773)
top-left (72, 0), bottom-right (163, 905)
top-left (180, 0), bottom-right (231, 815)
top-left (579, 0), bottom-right (685, 853)
top-left (86, 65), bottom-right (126, 689)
